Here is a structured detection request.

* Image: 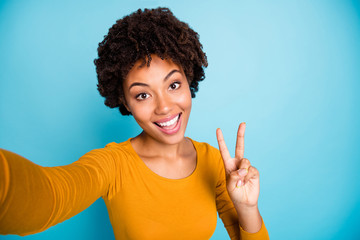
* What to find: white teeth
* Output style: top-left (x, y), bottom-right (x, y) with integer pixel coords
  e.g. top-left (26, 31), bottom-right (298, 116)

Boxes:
top-left (158, 115), bottom-right (179, 127)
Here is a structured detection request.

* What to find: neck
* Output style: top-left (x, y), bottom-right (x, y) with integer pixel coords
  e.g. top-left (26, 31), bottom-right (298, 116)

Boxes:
top-left (131, 131), bottom-right (190, 160)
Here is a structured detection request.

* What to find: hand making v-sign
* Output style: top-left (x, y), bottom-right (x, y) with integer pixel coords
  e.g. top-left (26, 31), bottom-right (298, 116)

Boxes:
top-left (217, 122), bottom-right (263, 234)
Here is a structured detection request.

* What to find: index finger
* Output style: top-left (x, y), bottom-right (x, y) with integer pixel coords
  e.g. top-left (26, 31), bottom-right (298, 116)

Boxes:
top-left (235, 122), bottom-right (246, 159)
top-left (216, 128), bottom-right (231, 161)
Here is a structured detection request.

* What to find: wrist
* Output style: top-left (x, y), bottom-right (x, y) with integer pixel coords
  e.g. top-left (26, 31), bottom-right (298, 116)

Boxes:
top-left (235, 204), bottom-right (262, 233)
top-left (234, 202), bottom-right (258, 214)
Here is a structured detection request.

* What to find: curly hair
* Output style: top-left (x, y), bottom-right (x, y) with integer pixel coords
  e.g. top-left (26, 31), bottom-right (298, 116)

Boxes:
top-left (94, 7), bottom-right (208, 115)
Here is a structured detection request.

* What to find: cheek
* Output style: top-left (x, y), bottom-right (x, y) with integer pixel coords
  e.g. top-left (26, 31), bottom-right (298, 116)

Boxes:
top-left (176, 89), bottom-right (192, 110)
top-left (126, 98), bottom-right (151, 121)
top-left (131, 105), bottom-right (152, 121)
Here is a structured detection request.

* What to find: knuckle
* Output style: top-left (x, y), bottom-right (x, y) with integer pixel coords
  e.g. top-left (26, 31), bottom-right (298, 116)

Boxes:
top-left (229, 171), bottom-right (238, 179)
top-left (249, 166), bottom-right (259, 175)
top-left (242, 158), bottom-right (250, 165)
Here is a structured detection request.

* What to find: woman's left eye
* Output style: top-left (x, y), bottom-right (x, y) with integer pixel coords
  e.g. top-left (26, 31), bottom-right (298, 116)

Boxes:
top-left (169, 82), bottom-right (180, 90)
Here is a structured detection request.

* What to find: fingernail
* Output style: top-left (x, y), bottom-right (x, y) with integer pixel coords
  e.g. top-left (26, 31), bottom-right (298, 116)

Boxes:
top-left (238, 168), bottom-right (248, 176)
top-left (236, 180), bottom-right (242, 188)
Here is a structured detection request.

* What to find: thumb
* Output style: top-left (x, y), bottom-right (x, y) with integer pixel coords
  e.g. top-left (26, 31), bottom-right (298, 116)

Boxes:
top-left (227, 168), bottom-right (247, 189)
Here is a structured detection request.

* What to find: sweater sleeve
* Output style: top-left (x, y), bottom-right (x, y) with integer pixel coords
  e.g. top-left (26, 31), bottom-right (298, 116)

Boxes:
top-left (214, 148), bottom-right (270, 240)
top-left (0, 147), bottom-right (117, 236)
top-left (214, 151), bottom-right (240, 239)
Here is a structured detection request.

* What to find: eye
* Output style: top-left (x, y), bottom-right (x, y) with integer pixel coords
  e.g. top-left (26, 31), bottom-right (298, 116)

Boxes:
top-left (136, 92), bottom-right (150, 100)
top-left (169, 82), bottom-right (181, 90)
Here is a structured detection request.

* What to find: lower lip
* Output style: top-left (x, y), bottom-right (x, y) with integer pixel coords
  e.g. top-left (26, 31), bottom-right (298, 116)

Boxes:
top-left (155, 114), bottom-right (182, 135)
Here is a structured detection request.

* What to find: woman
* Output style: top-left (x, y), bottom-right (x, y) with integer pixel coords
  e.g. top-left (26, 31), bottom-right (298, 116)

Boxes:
top-left (0, 7), bottom-right (269, 240)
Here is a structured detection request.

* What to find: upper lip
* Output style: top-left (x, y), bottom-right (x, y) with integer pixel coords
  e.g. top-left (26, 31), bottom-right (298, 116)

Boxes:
top-left (154, 113), bottom-right (181, 124)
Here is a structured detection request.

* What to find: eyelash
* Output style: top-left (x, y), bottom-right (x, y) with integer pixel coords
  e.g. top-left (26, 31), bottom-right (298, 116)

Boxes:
top-left (169, 81), bottom-right (181, 90)
top-left (135, 81), bottom-right (181, 101)
top-left (136, 92), bottom-right (149, 100)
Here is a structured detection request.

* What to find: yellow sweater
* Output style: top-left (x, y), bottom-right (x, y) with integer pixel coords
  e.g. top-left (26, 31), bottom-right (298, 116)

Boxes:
top-left (0, 138), bottom-right (269, 239)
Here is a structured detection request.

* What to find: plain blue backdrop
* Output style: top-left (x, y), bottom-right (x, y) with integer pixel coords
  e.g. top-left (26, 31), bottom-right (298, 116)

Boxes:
top-left (1, 0), bottom-right (359, 239)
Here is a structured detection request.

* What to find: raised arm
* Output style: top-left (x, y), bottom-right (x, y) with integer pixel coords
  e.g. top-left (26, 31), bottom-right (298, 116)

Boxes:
top-left (216, 123), bottom-right (269, 239)
top-left (0, 147), bottom-right (115, 236)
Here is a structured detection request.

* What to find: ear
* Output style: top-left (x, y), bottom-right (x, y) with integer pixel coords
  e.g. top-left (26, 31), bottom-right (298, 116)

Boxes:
top-left (124, 103), bottom-right (130, 112)
top-left (120, 96), bottom-right (131, 112)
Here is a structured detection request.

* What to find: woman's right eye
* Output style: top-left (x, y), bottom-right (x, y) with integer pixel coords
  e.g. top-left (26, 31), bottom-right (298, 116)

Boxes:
top-left (136, 93), bottom-right (149, 100)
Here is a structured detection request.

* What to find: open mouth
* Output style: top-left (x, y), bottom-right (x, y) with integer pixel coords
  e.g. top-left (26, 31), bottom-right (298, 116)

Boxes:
top-left (154, 113), bottom-right (180, 127)
top-left (153, 113), bottom-right (182, 134)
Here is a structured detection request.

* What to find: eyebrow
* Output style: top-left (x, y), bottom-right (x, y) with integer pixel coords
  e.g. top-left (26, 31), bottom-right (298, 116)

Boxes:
top-left (129, 69), bottom-right (181, 90)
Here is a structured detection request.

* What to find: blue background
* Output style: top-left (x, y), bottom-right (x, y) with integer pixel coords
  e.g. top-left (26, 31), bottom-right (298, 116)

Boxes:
top-left (1, 0), bottom-right (360, 239)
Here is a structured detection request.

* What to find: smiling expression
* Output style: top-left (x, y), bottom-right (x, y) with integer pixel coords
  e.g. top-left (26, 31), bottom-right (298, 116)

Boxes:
top-left (123, 55), bottom-right (192, 145)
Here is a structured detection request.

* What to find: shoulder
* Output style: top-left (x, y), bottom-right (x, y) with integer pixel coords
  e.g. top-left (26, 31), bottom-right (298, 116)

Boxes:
top-left (95, 138), bottom-right (132, 154)
top-left (189, 138), bottom-right (225, 183)
top-left (74, 139), bottom-right (133, 199)
top-left (78, 138), bottom-right (133, 165)
top-left (104, 138), bottom-right (132, 153)
top-left (189, 138), bottom-right (221, 160)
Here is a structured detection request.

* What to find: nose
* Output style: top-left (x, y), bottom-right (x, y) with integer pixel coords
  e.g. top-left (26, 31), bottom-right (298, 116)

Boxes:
top-left (154, 94), bottom-right (172, 115)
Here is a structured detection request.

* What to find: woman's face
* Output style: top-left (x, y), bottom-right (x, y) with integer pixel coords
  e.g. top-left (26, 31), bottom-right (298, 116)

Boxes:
top-left (123, 55), bottom-right (192, 145)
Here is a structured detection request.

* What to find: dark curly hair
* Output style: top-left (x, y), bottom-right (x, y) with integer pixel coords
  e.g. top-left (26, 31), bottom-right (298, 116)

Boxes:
top-left (94, 7), bottom-right (208, 115)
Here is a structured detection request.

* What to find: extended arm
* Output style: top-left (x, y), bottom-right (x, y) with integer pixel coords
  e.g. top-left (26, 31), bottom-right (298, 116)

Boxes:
top-left (0, 148), bottom-right (114, 235)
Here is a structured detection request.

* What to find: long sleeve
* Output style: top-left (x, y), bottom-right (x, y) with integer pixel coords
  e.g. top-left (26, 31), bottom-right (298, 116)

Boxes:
top-left (213, 148), bottom-right (269, 240)
top-left (239, 218), bottom-right (269, 240)
top-left (0, 147), bottom-right (117, 236)
top-left (214, 155), bottom-right (240, 239)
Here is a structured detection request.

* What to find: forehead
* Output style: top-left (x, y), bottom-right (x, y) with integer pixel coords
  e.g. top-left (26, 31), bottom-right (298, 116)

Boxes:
top-left (125, 56), bottom-right (182, 85)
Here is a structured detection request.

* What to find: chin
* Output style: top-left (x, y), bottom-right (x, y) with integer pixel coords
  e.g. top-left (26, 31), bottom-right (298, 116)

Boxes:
top-left (143, 120), bottom-right (189, 146)
top-left (158, 131), bottom-right (187, 145)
